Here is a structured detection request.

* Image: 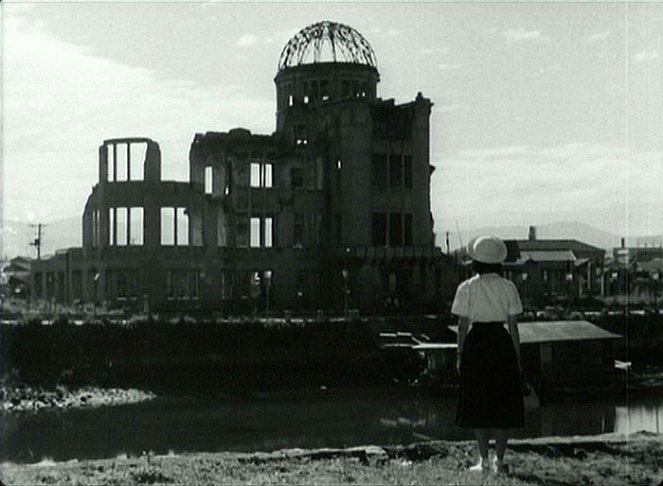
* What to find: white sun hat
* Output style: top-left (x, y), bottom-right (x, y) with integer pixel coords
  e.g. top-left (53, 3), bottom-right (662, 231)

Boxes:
top-left (467, 235), bottom-right (507, 264)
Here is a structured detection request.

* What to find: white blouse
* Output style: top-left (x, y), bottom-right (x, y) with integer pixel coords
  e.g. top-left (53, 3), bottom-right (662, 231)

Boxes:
top-left (451, 273), bottom-right (523, 323)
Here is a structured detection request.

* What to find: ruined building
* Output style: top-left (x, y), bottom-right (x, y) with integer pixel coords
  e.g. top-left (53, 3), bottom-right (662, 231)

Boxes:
top-left (31, 21), bottom-right (451, 314)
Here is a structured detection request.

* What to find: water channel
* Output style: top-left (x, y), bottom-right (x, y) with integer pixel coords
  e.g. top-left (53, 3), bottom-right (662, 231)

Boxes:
top-left (2, 387), bottom-right (662, 463)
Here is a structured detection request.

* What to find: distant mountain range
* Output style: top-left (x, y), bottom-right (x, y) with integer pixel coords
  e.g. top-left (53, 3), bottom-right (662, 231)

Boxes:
top-left (438, 221), bottom-right (663, 252)
top-left (2, 217), bottom-right (661, 259)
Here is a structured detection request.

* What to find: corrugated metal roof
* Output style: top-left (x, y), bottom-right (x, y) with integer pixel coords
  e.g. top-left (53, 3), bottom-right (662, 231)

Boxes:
top-left (517, 239), bottom-right (604, 253)
top-left (449, 320), bottom-right (621, 344)
top-left (520, 250), bottom-right (576, 262)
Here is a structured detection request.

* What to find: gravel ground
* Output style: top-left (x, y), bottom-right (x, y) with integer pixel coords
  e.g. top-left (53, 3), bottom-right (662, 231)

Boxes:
top-left (1, 433), bottom-right (661, 485)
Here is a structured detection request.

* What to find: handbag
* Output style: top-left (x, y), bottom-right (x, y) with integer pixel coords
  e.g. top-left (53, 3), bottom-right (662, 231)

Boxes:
top-left (523, 382), bottom-right (540, 411)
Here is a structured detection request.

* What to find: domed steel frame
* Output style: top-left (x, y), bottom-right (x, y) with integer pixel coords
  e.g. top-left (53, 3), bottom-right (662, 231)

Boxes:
top-left (278, 21), bottom-right (377, 72)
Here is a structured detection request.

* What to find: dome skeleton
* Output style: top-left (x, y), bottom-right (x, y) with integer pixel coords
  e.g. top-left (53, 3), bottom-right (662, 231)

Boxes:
top-left (278, 21), bottom-right (377, 71)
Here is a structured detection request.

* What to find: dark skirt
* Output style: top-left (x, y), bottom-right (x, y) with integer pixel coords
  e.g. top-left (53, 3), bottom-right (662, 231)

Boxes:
top-left (456, 322), bottom-right (524, 429)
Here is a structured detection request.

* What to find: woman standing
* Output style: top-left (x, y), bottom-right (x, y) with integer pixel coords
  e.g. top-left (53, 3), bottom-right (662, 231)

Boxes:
top-left (451, 235), bottom-right (524, 474)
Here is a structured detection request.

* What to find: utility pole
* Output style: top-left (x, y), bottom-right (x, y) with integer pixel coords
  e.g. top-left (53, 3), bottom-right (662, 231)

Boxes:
top-left (29, 223), bottom-right (46, 260)
top-left (445, 231), bottom-right (450, 254)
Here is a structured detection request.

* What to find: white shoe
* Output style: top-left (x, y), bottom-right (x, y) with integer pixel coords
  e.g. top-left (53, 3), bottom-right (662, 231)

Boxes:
top-left (492, 458), bottom-right (509, 474)
top-left (469, 460), bottom-right (490, 474)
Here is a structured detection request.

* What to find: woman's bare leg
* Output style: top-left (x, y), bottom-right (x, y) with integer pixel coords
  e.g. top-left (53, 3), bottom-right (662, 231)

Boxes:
top-left (473, 429), bottom-right (490, 467)
top-left (494, 428), bottom-right (509, 469)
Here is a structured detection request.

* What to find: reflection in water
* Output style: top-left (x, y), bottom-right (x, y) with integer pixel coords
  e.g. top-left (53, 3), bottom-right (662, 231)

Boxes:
top-left (1, 388), bottom-right (660, 463)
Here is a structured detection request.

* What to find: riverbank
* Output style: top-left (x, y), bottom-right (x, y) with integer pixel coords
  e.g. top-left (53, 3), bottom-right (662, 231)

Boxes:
top-left (1, 432), bottom-right (660, 485)
top-left (1, 383), bottom-right (155, 413)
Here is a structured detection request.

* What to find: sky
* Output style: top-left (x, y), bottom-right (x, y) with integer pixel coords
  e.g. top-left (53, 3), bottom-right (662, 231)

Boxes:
top-left (2, 1), bottom-right (663, 248)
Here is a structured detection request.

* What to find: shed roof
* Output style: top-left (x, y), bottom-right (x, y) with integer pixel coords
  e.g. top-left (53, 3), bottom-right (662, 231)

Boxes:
top-left (449, 320), bottom-right (621, 345)
top-left (521, 250), bottom-right (576, 262)
top-left (516, 239), bottom-right (604, 254)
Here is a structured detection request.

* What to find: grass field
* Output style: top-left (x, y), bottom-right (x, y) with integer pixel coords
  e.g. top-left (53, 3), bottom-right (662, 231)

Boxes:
top-left (1, 433), bottom-right (660, 485)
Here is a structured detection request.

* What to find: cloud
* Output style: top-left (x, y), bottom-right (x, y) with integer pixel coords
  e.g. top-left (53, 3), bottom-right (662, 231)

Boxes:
top-left (438, 63), bottom-right (462, 71)
top-left (3, 16), bottom-right (273, 222)
top-left (421, 47), bottom-right (449, 56)
top-left (236, 33), bottom-right (258, 48)
top-left (368, 26), bottom-right (402, 39)
top-left (440, 104), bottom-right (465, 113)
top-left (634, 50), bottom-right (660, 64)
top-left (431, 143), bottom-right (663, 235)
top-left (503, 28), bottom-right (549, 44)
top-left (583, 31), bottom-right (609, 42)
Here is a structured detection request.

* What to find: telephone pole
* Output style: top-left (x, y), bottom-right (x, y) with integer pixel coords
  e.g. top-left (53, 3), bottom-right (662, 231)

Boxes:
top-left (29, 223), bottom-right (46, 260)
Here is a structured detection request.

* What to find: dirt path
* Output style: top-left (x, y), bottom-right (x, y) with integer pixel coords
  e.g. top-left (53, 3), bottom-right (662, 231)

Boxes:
top-left (1, 433), bottom-right (661, 485)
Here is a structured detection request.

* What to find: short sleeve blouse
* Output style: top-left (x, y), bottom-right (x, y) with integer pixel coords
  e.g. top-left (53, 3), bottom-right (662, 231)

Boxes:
top-left (450, 273), bottom-right (523, 323)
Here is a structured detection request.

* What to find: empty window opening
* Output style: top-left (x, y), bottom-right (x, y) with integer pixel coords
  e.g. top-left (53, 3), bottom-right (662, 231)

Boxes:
top-left (303, 95), bottom-right (310, 104)
top-left (404, 213), bottom-right (413, 246)
top-left (116, 207), bottom-right (128, 246)
top-left (388, 273), bottom-right (397, 293)
top-left (235, 163), bottom-right (248, 188)
top-left (108, 208), bottom-right (130, 246)
top-left (250, 162), bottom-right (273, 188)
top-left (337, 159), bottom-right (342, 170)
top-left (191, 212), bottom-right (203, 247)
top-left (129, 143), bottom-right (146, 181)
top-left (404, 155), bottom-right (413, 189)
top-left (342, 80), bottom-right (350, 97)
top-left (389, 213), bottom-right (403, 246)
top-left (264, 163), bottom-right (273, 188)
top-left (264, 217), bottom-right (273, 248)
top-left (250, 163), bottom-right (261, 187)
top-left (389, 154), bottom-right (403, 188)
top-left (310, 81), bottom-right (319, 102)
top-left (372, 212), bottom-right (388, 246)
top-left (236, 216), bottom-right (249, 247)
top-left (107, 145), bottom-right (115, 182)
top-left (372, 154), bottom-right (387, 190)
top-left (116, 144), bottom-right (128, 181)
top-left (291, 167), bottom-right (304, 188)
top-left (220, 270), bottom-right (233, 299)
top-left (288, 94), bottom-right (294, 106)
top-left (129, 207), bottom-right (144, 245)
top-left (109, 208), bottom-right (115, 245)
top-left (321, 80), bottom-right (330, 101)
top-left (217, 211), bottom-right (228, 247)
top-left (250, 217), bottom-right (261, 248)
top-left (167, 270), bottom-right (199, 299)
top-left (92, 210), bottom-right (101, 247)
top-left (315, 213), bottom-right (323, 245)
top-left (294, 213), bottom-right (304, 247)
top-left (161, 208), bottom-right (175, 245)
top-left (176, 207), bottom-right (189, 246)
top-left (295, 124), bottom-right (307, 146)
top-left (316, 157), bottom-right (324, 189)
top-left (205, 166), bottom-right (213, 194)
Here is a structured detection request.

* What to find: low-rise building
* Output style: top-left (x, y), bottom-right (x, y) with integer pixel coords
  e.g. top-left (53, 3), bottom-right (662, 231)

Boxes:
top-left (503, 227), bottom-right (605, 306)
